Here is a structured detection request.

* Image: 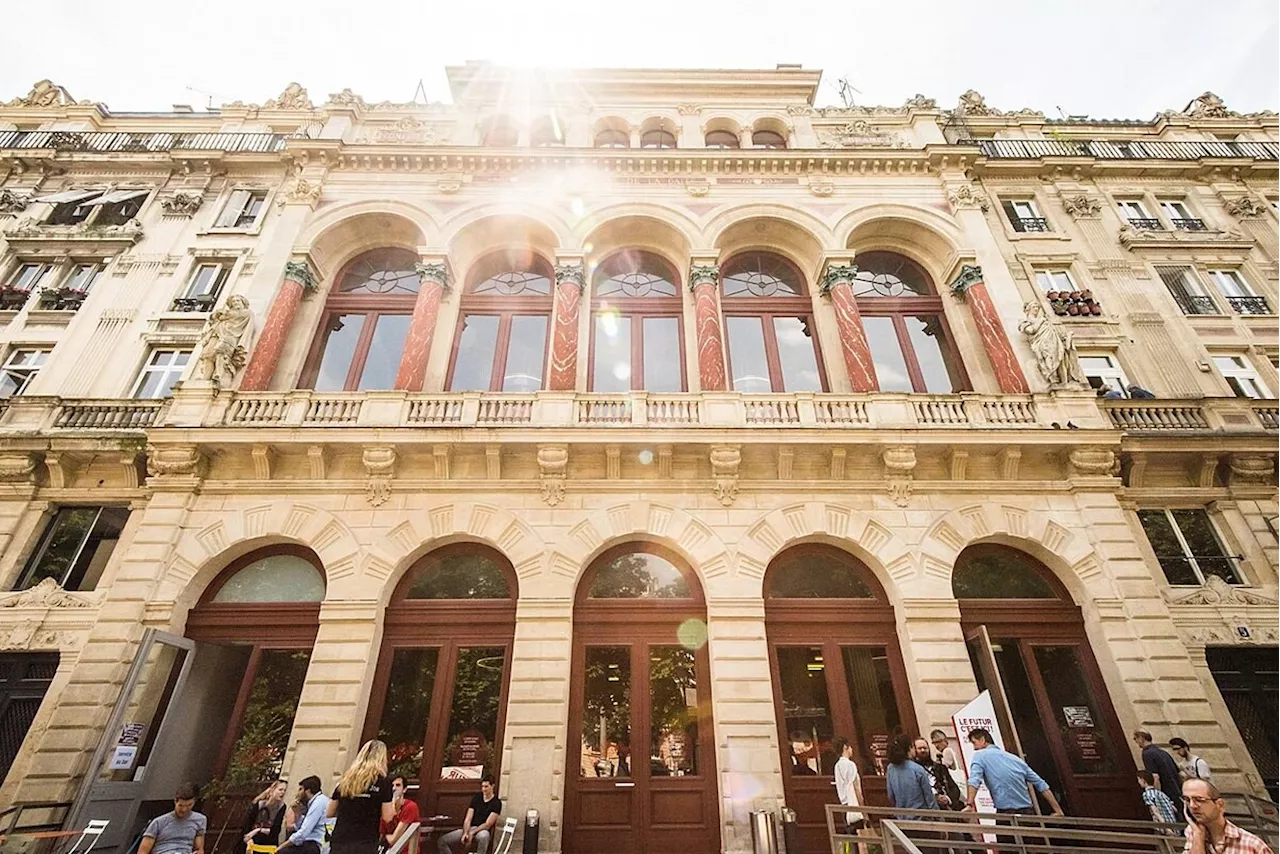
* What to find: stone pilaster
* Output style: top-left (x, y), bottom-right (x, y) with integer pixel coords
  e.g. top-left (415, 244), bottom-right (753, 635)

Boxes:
top-left (896, 599), bottom-right (979, 738)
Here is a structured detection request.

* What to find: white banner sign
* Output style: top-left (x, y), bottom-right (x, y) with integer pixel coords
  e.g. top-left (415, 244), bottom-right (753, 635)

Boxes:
top-left (952, 691), bottom-right (1005, 841)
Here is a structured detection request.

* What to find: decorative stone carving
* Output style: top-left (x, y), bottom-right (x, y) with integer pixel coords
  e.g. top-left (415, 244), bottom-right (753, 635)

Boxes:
top-left (278, 178), bottom-right (321, 208)
top-left (1227, 454), bottom-right (1276, 485)
top-left (948, 264), bottom-right (984, 301)
top-left (677, 104), bottom-right (703, 116)
top-left (710, 445), bottom-right (741, 507)
top-left (146, 445), bottom-right (206, 478)
top-left (372, 116), bottom-right (442, 144)
top-left (786, 105), bottom-right (814, 117)
top-left (263, 83), bottom-right (313, 111)
top-left (362, 446), bottom-right (396, 506)
top-left (1224, 196), bottom-right (1268, 219)
top-left (0, 621), bottom-right (40, 650)
top-left (6, 80), bottom-right (74, 108)
top-left (904, 94), bottom-right (937, 110)
top-left (1183, 91), bottom-right (1234, 119)
top-left (1167, 574), bottom-right (1277, 606)
top-left (437, 178), bottom-right (461, 194)
top-left (1061, 195), bottom-right (1102, 219)
top-left (0, 453), bottom-right (37, 483)
top-left (2, 217), bottom-right (143, 244)
top-left (687, 264), bottom-right (719, 291)
top-left (1068, 448), bottom-right (1119, 477)
top-left (809, 179), bottom-right (833, 197)
top-left (0, 189), bottom-right (31, 215)
top-left (554, 263), bottom-right (586, 292)
top-left (195, 295), bottom-right (255, 387)
top-left (1018, 301), bottom-right (1085, 387)
top-left (0, 577), bottom-right (95, 609)
top-left (817, 120), bottom-right (906, 149)
top-left (326, 88), bottom-right (367, 109)
top-left (957, 90), bottom-right (996, 116)
top-left (537, 444), bottom-right (569, 507)
top-left (882, 446), bottom-right (916, 507)
top-left (283, 260), bottom-right (319, 294)
top-left (946, 184), bottom-right (989, 213)
top-left (685, 181), bottom-right (710, 197)
top-left (818, 262), bottom-right (858, 296)
top-left (416, 261), bottom-right (453, 291)
top-left (160, 192), bottom-right (203, 217)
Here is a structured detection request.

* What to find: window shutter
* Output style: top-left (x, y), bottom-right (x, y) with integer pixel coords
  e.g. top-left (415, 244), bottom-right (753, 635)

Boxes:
top-left (216, 190), bottom-right (250, 228)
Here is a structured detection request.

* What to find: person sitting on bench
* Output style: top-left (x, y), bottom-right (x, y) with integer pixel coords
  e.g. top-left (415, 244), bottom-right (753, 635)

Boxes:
top-left (140, 783), bottom-right (207, 854)
top-left (437, 774), bottom-right (501, 854)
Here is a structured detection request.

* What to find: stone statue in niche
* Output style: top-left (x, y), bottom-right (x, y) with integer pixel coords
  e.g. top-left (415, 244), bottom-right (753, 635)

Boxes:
top-left (196, 295), bottom-right (255, 386)
top-left (1018, 301), bottom-right (1085, 387)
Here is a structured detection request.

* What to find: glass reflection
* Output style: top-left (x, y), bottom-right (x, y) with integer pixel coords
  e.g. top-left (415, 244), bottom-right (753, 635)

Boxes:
top-left (588, 552), bottom-right (690, 599)
top-left (450, 315), bottom-right (499, 391)
top-left (726, 316), bottom-right (771, 393)
top-left (649, 646), bottom-right (698, 776)
top-left (777, 646), bottom-right (835, 776)
top-left (503, 316), bottom-right (546, 392)
top-left (213, 555), bottom-right (325, 603)
top-left (581, 646), bottom-right (632, 778)
top-left (594, 313), bottom-right (631, 392)
top-left (841, 647), bottom-right (902, 776)
top-left (378, 648), bottom-right (439, 786)
top-left (643, 317), bottom-right (682, 392)
top-left (1032, 645), bottom-right (1117, 775)
top-left (441, 646), bottom-right (505, 780)
top-left (906, 316), bottom-right (955, 393)
top-left (766, 553), bottom-right (874, 599)
top-left (773, 317), bottom-right (821, 391)
top-left (314, 314), bottom-right (366, 391)
top-left (225, 649), bottom-right (312, 789)
top-left (863, 317), bottom-right (911, 392)
top-left (404, 553), bottom-right (511, 599)
top-left (358, 315), bottom-right (411, 391)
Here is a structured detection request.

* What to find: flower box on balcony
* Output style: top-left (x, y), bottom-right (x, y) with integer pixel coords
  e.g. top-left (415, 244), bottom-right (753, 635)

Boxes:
top-left (0, 288), bottom-right (32, 310)
top-left (37, 287), bottom-right (88, 312)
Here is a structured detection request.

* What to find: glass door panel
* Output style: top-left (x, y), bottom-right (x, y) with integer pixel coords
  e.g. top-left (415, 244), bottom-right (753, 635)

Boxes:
top-left (440, 647), bottom-right (505, 780)
top-left (648, 646), bottom-right (698, 777)
top-left (581, 646), bottom-right (633, 778)
top-left (224, 649), bottom-right (312, 788)
top-left (1031, 646), bottom-right (1117, 775)
top-left (841, 646), bottom-right (902, 777)
top-left (776, 646), bottom-right (835, 776)
top-left (376, 647), bottom-right (440, 786)
top-left (973, 638), bottom-right (1065, 801)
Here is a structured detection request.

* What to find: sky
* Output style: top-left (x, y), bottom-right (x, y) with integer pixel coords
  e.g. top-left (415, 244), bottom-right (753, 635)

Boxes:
top-left (6, 0), bottom-right (1278, 118)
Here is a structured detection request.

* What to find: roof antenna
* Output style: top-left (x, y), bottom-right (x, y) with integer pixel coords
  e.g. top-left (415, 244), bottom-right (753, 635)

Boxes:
top-left (411, 78), bottom-right (429, 106)
top-left (837, 77), bottom-right (861, 108)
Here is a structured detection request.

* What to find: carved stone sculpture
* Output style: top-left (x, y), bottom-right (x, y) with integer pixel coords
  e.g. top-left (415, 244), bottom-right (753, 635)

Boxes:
top-left (264, 83), bottom-right (313, 111)
top-left (537, 444), bottom-right (569, 506)
top-left (1224, 196), bottom-right (1268, 219)
top-left (1061, 195), bottom-right (1102, 219)
top-left (1018, 301), bottom-right (1085, 387)
top-left (195, 295), bottom-right (255, 387)
top-left (0, 189), bottom-right (31, 215)
top-left (882, 446), bottom-right (917, 506)
top-left (1184, 91), bottom-right (1234, 119)
top-left (363, 446), bottom-right (397, 506)
top-left (946, 183), bottom-right (989, 213)
top-left (1227, 454), bottom-right (1276, 485)
top-left (0, 577), bottom-right (95, 609)
top-left (146, 445), bottom-right (206, 478)
top-left (957, 90), bottom-right (995, 116)
top-left (7, 80), bottom-right (73, 107)
top-left (160, 192), bottom-right (203, 217)
top-left (903, 94), bottom-right (937, 110)
top-left (1168, 574), bottom-right (1277, 606)
top-left (326, 88), bottom-right (367, 108)
top-left (0, 453), bottom-right (38, 483)
top-left (1068, 448), bottom-right (1119, 477)
top-left (710, 445), bottom-right (741, 507)
top-left (279, 178), bottom-right (322, 207)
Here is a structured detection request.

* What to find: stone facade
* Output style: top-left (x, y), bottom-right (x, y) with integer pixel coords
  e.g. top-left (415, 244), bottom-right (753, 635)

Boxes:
top-left (0, 69), bottom-right (1276, 852)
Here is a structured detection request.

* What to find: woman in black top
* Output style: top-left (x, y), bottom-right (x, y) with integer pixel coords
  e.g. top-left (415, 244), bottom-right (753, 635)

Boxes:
top-left (326, 740), bottom-right (396, 854)
top-left (237, 779), bottom-right (287, 854)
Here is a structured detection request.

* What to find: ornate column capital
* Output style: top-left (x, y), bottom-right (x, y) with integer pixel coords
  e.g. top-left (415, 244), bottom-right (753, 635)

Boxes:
top-left (948, 264), bottom-right (984, 301)
top-left (283, 258), bottom-right (319, 295)
top-left (819, 259), bottom-right (859, 296)
top-left (415, 260), bottom-right (453, 291)
top-left (688, 263), bottom-right (720, 292)
top-left (1061, 194), bottom-right (1103, 219)
top-left (554, 262), bottom-right (586, 292)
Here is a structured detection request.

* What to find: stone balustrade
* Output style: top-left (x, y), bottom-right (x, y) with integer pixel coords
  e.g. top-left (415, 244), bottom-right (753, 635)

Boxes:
top-left (1103, 397), bottom-right (1277, 432)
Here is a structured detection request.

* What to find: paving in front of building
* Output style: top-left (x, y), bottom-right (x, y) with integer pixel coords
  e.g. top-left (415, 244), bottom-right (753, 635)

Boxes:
top-left (0, 66), bottom-right (1275, 854)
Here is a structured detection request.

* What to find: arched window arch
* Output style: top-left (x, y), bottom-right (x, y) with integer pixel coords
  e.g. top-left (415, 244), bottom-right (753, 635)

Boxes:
top-left (720, 251), bottom-right (825, 393)
top-left (951, 544), bottom-right (1065, 600)
top-left (765, 546), bottom-right (879, 599)
top-left (301, 248), bottom-right (419, 391)
top-left (752, 129), bottom-right (787, 149)
top-left (640, 129), bottom-right (676, 149)
top-left (448, 250), bottom-right (554, 392)
top-left (595, 129), bottom-right (630, 149)
top-left (704, 129), bottom-right (740, 149)
top-left (582, 548), bottom-right (696, 600)
top-left (482, 118), bottom-right (518, 147)
top-left (852, 251), bottom-right (968, 393)
top-left (530, 116), bottom-right (563, 147)
top-left (590, 250), bottom-right (685, 392)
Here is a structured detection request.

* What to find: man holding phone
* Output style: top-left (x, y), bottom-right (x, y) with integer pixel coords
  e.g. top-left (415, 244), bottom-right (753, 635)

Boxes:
top-left (1181, 779), bottom-right (1273, 854)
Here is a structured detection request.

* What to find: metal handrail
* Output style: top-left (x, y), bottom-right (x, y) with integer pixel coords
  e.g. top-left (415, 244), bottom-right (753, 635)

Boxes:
top-left (883, 816), bottom-right (1179, 854)
top-left (385, 821), bottom-right (419, 854)
top-left (878, 820), bottom-right (927, 853)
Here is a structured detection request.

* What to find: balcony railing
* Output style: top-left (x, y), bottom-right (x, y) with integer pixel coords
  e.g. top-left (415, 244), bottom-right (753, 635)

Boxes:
top-left (1104, 397), bottom-right (1277, 432)
top-left (52, 399), bottom-right (164, 429)
top-left (0, 130), bottom-right (288, 154)
top-left (1170, 217), bottom-right (1208, 231)
top-left (1012, 217), bottom-right (1051, 233)
top-left (1226, 295), bottom-right (1272, 315)
top-left (969, 138), bottom-right (1280, 161)
top-left (1170, 293), bottom-right (1221, 315)
top-left (1124, 217), bottom-right (1164, 230)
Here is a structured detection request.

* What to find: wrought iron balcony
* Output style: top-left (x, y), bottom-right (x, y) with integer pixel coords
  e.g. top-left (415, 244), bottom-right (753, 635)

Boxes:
top-left (0, 288), bottom-right (32, 310)
top-left (171, 295), bottom-right (217, 313)
top-left (1124, 217), bottom-right (1164, 230)
top-left (36, 288), bottom-right (88, 312)
top-left (968, 138), bottom-right (1280, 161)
top-left (1225, 295), bottom-right (1271, 315)
top-left (1170, 217), bottom-right (1208, 231)
top-left (1012, 217), bottom-right (1051, 233)
top-left (0, 129), bottom-right (288, 154)
top-left (1171, 293), bottom-right (1221, 315)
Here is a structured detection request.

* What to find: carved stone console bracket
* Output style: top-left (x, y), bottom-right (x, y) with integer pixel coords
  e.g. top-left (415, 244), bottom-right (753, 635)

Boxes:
top-left (537, 444), bottom-right (569, 506)
top-left (363, 445), bottom-right (396, 506)
top-left (710, 444), bottom-right (741, 506)
top-left (882, 445), bottom-right (916, 506)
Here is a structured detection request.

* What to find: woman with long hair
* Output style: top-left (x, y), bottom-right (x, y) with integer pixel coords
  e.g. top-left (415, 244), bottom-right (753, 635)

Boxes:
top-left (325, 740), bottom-right (396, 854)
top-left (237, 779), bottom-right (288, 854)
top-left (885, 733), bottom-right (938, 820)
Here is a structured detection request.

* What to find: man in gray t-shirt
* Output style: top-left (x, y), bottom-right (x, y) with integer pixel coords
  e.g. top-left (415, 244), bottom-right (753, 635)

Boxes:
top-left (140, 783), bottom-right (207, 854)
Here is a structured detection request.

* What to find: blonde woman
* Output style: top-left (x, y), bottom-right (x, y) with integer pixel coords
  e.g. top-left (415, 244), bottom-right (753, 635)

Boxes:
top-left (238, 779), bottom-right (287, 854)
top-left (325, 740), bottom-right (396, 854)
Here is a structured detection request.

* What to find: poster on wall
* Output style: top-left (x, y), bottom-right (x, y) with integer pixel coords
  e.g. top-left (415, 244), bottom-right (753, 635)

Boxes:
top-left (951, 691), bottom-right (1006, 842)
top-left (108, 722), bottom-right (146, 770)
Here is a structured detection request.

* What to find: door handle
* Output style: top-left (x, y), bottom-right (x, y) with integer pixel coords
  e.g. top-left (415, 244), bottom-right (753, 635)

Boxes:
top-left (614, 781), bottom-right (635, 788)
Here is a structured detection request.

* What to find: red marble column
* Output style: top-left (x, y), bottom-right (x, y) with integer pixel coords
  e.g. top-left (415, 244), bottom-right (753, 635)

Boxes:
top-left (690, 264), bottom-right (727, 391)
top-left (394, 260), bottom-right (451, 391)
top-left (548, 263), bottom-right (585, 391)
top-left (241, 260), bottom-right (315, 391)
top-left (950, 265), bottom-right (1030, 394)
top-left (820, 263), bottom-right (879, 392)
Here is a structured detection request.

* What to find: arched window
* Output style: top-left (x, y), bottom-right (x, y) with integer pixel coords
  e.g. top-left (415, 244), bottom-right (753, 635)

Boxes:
top-left (765, 547), bottom-right (877, 599)
top-left (590, 250), bottom-right (685, 392)
top-left (448, 250), bottom-right (554, 392)
top-left (530, 116), bottom-right (563, 147)
top-left (585, 549), bottom-right (694, 599)
top-left (302, 248), bottom-right (420, 391)
top-left (400, 550), bottom-right (512, 599)
top-left (720, 251), bottom-right (825, 393)
top-left (482, 119), bottom-right (518, 147)
top-left (952, 544), bottom-right (1063, 600)
top-left (640, 129), bottom-right (676, 149)
top-left (595, 129), bottom-right (630, 149)
top-left (704, 130), bottom-right (740, 149)
top-left (211, 552), bottom-right (326, 603)
top-left (851, 251), bottom-right (968, 393)
top-left (752, 129), bottom-right (787, 149)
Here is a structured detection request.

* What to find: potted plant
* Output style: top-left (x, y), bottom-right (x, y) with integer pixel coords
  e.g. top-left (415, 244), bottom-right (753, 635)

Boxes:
top-left (0, 288), bottom-right (31, 310)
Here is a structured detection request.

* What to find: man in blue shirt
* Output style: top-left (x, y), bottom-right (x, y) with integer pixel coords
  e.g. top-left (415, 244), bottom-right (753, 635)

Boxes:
top-left (276, 776), bottom-right (329, 854)
top-left (964, 728), bottom-right (1064, 816)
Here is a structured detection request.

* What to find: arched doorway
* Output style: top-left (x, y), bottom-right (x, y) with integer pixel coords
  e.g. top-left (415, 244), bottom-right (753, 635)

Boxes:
top-left (564, 545), bottom-right (720, 854)
top-left (955, 544), bottom-right (1141, 818)
top-left (763, 545), bottom-right (916, 853)
top-left (185, 545), bottom-right (325, 844)
top-left (362, 544), bottom-right (516, 823)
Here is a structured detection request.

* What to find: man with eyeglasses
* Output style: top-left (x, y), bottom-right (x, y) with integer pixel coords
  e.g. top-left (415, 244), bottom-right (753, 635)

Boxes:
top-left (1181, 779), bottom-right (1273, 854)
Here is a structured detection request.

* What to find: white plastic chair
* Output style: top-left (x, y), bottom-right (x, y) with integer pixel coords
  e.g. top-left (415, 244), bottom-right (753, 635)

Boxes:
top-left (489, 817), bottom-right (518, 854)
top-left (64, 819), bottom-right (109, 854)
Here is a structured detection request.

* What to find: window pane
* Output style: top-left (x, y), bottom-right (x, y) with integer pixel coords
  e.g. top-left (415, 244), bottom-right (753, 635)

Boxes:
top-left (725, 316), bottom-right (771, 393)
top-left (404, 552), bottom-right (511, 599)
top-left (777, 647), bottom-right (835, 776)
top-left (643, 317), bottom-right (682, 392)
top-left (766, 552), bottom-right (875, 599)
top-left (907, 316), bottom-right (958, 393)
top-left (841, 647), bottom-right (903, 776)
top-left (773, 317), bottom-right (822, 392)
top-left (356, 314), bottom-right (410, 391)
top-left (75, 507), bottom-right (129, 591)
top-left (440, 646), bottom-right (505, 780)
top-left (1137, 510), bottom-right (1199, 585)
top-left (594, 313), bottom-right (631, 392)
top-left (313, 314), bottom-right (366, 392)
top-left (650, 646), bottom-right (698, 776)
top-left (1171, 509), bottom-right (1239, 584)
top-left (19, 508), bottom-right (100, 589)
top-left (863, 316), bottom-right (912, 392)
top-left (952, 546), bottom-right (1059, 599)
top-left (378, 648), bottom-right (440, 787)
top-left (212, 554), bottom-right (325, 603)
top-left (503, 315), bottom-right (546, 392)
top-left (225, 649), bottom-right (311, 789)
top-left (581, 646), bottom-right (632, 778)
top-left (1031, 646), bottom-right (1117, 775)
top-left (589, 552), bottom-right (690, 599)
top-left (450, 315), bottom-right (499, 391)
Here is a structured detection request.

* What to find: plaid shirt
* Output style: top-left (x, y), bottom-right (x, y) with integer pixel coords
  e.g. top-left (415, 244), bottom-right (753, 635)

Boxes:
top-left (1143, 787), bottom-right (1178, 824)
top-left (1183, 821), bottom-right (1275, 854)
